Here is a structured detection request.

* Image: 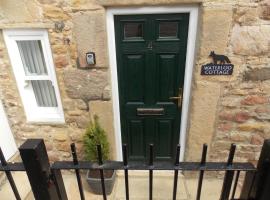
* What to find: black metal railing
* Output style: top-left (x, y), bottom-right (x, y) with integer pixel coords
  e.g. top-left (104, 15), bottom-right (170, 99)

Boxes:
top-left (1, 139), bottom-right (270, 200)
top-left (0, 148), bottom-right (23, 200)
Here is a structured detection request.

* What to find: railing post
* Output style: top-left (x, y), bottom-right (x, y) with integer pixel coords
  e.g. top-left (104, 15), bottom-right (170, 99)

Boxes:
top-left (240, 139), bottom-right (270, 200)
top-left (220, 144), bottom-right (236, 200)
top-left (19, 139), bottom-right (67, 200)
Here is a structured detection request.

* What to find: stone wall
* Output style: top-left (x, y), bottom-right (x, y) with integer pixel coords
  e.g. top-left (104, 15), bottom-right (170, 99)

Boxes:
top-left (0, 0), bottom-right (114, 161)
top-left (185, 0), bottom-right (270, 162)
top-left (0, 0), bottom-right (269, 164)
top-left (206, 0), bottom-right (270, 163)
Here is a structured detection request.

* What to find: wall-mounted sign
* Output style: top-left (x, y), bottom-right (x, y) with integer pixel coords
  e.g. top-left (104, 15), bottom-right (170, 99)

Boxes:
top-left (201, 51), bottom-right (234, 75)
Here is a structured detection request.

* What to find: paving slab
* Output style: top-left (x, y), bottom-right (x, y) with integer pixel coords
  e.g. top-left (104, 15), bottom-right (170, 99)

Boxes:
top-left (0, 170), bottom-right (242, 200)
top-left (0, 172), bottom-right (32, 200)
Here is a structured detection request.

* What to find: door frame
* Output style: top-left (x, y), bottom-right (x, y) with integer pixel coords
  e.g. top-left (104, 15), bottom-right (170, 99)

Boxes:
top-left (106, 5), bottom-right (199, 161)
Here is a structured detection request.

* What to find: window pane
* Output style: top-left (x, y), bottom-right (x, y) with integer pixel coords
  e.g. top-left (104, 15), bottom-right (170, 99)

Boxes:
top-left (17, 40), bottom-right (48, 75)
top-left (159, 22), bottom-right (178, 38)
top-left (124, 23), bottom-right (143, 38)
top-left (31, 80), bottom-right (58, 107)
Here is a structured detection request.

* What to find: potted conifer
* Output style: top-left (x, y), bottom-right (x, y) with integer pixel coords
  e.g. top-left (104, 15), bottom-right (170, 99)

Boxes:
top-left (83, 115), bottom-right (116, 195)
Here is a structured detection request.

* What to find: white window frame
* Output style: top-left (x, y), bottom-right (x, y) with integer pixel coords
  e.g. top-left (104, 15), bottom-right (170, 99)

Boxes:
top-left (3, 29), bottom-right (65, 123)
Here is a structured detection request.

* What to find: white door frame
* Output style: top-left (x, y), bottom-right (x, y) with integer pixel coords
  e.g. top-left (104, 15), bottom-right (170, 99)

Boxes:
top-left (106, 5), bottom-right (199, 161)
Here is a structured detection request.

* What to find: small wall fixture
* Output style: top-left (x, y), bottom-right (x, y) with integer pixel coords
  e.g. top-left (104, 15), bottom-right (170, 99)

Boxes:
top-left (55, 21), bottom-right (65, 32)
top-left (86, 52), bottom-right (96, 65)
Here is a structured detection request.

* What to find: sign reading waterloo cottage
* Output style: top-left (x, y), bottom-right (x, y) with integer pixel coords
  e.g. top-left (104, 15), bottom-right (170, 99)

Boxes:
top-left (201, 51), bottom-right (234, 75)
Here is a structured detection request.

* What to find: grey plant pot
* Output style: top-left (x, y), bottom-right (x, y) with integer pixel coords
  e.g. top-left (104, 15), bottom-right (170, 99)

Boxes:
top-left (86, 170), bottom-right (116, 195)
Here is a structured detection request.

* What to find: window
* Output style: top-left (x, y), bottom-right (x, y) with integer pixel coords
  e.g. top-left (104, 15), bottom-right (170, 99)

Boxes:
top-left (124, 23), bottom-right (143, 39)
top-left (3, 29), bottom-right (64, 123)
top-left (159, 21), bottom-right (178, 38)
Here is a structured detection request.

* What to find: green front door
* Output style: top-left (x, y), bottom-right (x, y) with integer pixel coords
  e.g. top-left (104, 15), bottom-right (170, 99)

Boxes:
top-left (114, 14), bottom-right (189, 161)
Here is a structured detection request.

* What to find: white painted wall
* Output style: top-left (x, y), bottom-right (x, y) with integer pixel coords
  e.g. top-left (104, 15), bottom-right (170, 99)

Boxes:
top-left (0, 99), bottom-right (17, 160)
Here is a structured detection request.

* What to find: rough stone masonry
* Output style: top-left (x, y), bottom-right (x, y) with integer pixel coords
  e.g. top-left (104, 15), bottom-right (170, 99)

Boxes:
top-left (0, 0), bottom-right (269, 164)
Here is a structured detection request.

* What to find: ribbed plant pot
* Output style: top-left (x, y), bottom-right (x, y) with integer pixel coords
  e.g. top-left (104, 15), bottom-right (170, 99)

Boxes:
top-left (86, 170), bottom-right (116, 195)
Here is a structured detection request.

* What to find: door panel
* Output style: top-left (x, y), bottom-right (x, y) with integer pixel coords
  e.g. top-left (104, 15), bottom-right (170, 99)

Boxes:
top-left (128, 119), bottom-right (145, 160)
top-left (115, 14), bottom-right (189, 161)
top-left (157, 54), bottom-right (177, 101)
top-left (155, 119), bottom-right (174, 159)
top-left (124, 54), bottom-right (145, 102)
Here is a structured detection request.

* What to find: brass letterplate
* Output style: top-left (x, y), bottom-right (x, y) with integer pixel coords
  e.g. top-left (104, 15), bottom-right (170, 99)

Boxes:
top-left (137, 108), bottom-right (164, 116)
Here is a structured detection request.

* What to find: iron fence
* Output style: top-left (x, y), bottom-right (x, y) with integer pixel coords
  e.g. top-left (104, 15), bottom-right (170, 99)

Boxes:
top-left (1, 139), bottom-right (270, 200)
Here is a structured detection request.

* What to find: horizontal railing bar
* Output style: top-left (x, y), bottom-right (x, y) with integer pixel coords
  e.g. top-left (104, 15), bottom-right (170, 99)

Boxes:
top-left (0, 163), bottom-right (25, 171)
top-left (51, 161), bottom-right (256, 171)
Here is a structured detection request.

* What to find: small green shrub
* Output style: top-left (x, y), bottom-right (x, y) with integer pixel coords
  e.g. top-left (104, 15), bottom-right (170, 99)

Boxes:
top-left (83, 115), bottom-right (110, 161)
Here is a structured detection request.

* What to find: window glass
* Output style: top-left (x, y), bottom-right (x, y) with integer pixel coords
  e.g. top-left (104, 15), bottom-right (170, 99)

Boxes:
top-left (159, 22), bottom-right (178, 38)
top-left (17, 40), bottom-right (57, 107)
top-left (124, 23), bottom-right (143, 39)
top-left (31, 80), bottom-right (58, 107)
top-left (17, 40), bottom-right (48, 75)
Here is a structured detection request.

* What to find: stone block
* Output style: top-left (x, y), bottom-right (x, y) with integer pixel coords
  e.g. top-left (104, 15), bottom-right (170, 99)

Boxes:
top-left (235, 112), bottom-right (250, 123)
top-left (231, 25), bottom-right (270, 56)
top-left (70, 130), bottom-right (84, 142)
top-left (230, 89), bottom-right (248, 96)
top-left (89, 100), bottom-right (116, 159)
top-left (102, 85), bottom-right (111, 100)
top-left (66, 116), bottom-right (90, 129)
top-left (255, 105), bottom-right (270, 119)
top-left (255, 106), bottom-right (270, 113)
top-left (186, 81), bottom-right (221, 160)
top-left (45, 142), bottom-right (54, 151)
top-left (239, 82), bottom-right (256, 89)
top-left (251, 134), bottom-right (264, 145)
top-left (241, 95), bottom-right (269, 105)
top-left (234, 7), bottom-right (259, 25)
top-left (37, 0), bottom-right (56, 3)
top-left (96, 0), bottom-right (202, 6)
top-left (218, 122), bottom-right (233, 132)
top-left (230, 131), bottom-right (251, 142)
top-left (57, 142), bottom-right (71, 152)
top-left (219, 111), bottom-right (234, 121)
top-left (199, 7), bottom-right (233, 56)
top-left (0, 0), bottom-right (42, 22)
top-left (48, 151), bottom-right (60, 162)
top-left (259, 5), bottom-right (270, 20)
top-left (76, 117), bottom-right (90, 128)
top-left (43, 5), bottom-right (70, 20)
top-left (62, 99), bottom-right (76, 111)
top-left (237, 123), bottom-right (265, 132)
top-left (244, 68), bottom-right (270, 81)
top-left (67, 110), bottom-right (83, 116)
top-left (74, 99), bottom-right (89, 110)
top-left (63, 69), bottom-right (109, 101)
top-left (54, 55), bottom-right (69, 68)
top-left (73, 10), bottom-right (108, 68)
top-left (20, 125), bottom-right (36, 132)
top-left (221, 97), bottom-right (240, 107)
top-left (53, 132), bottom-right (69, 142)
top-left (219, 110), bottom-right (250, 123)
top-left (51, 45), bottom-right (67, 55)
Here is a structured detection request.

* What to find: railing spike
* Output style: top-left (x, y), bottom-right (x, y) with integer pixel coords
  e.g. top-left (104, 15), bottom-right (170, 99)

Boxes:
top-left (122, 144), bottom-right (129, 200)
top-left (196, 144), bottom-right (208, 200)
top-left (70, 143), bottom-right (85, 200)
top-left (97, 144), bottom-right (107, 200)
